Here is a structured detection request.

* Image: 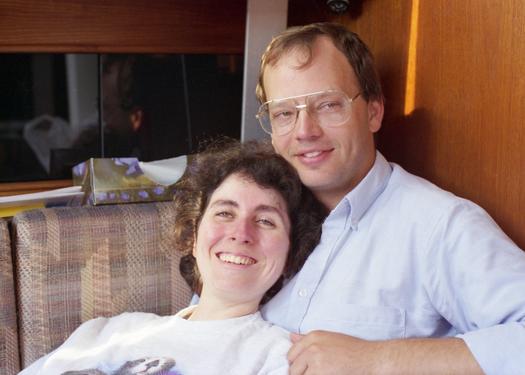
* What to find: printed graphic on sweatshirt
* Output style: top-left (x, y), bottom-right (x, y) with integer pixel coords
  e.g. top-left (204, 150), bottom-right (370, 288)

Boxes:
top-left (61, 356), bottom-right (182, 375)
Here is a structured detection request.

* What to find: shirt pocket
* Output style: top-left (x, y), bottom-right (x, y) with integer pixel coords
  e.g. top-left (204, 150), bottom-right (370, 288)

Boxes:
top-left (309, 303), bottom-right (406, 340)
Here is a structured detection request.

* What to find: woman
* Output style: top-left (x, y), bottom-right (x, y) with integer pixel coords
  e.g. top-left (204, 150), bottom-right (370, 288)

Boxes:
top-left (20, 139), bottom-right (326, 375)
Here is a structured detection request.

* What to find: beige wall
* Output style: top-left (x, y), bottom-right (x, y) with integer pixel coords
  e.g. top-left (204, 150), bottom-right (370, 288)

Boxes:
top-left (289, 0), bottom-right (525, 249)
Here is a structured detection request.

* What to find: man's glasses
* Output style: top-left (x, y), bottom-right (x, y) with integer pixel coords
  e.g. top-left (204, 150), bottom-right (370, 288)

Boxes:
top-left (256, 90), bottom-right (361, 136)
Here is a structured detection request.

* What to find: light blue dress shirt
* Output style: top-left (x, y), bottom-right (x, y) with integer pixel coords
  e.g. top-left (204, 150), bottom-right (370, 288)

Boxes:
top-left (261, 152), bottom-right (525, 375)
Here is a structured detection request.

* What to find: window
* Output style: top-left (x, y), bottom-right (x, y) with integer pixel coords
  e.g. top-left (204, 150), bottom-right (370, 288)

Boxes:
top-left (0, 53), bottom-right (243, 182)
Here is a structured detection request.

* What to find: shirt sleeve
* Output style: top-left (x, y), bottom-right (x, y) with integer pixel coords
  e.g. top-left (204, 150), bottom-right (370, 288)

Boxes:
top-left (255, 327), bottom-right (291, 375)
top-left (426, 200), bottom-right (525, 375)
top-left (258, 342), bottom-right (290, 375)
top-left (18, 317), bottom-right (110, 374)
top-left (18, 355), bottom-right (47, 375)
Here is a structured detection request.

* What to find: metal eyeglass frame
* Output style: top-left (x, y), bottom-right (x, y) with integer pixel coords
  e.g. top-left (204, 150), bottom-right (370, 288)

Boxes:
top-left (255, 89), bottom-right (361, 136)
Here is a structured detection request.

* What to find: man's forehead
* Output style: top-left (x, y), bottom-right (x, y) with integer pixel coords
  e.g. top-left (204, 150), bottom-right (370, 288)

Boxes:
top-left (275, 44), bottom-right (311, 67)
top-left (263, 42), bottom-right (358, 101)
top-left (268, 37), bottom-right (350, 74)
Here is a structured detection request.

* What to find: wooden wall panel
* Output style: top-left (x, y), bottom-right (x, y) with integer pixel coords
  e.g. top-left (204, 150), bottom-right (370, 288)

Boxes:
top-left (406, 0), bottom-right (525, 249)
top-left (0, 0), bottom-right (246, 53)
top-left (289, 0), bottom-right (525, 249)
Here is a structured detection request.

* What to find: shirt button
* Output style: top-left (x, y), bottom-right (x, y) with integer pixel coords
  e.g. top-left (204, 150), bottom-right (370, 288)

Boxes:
top-left (298, 288), bottom-right (308, 297)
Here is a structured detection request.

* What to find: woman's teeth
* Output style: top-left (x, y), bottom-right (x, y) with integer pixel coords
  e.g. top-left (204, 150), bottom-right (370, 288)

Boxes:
top-left (218, 253), bottom-right (256, 265)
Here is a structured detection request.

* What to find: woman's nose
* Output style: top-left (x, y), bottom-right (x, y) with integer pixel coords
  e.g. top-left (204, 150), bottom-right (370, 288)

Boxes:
top-left (229, 219), bottom-right (254, 244)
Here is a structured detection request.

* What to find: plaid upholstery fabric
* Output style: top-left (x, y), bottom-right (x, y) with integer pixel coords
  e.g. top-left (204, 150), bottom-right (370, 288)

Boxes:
top-left (12, 201), bottom-right (192, 369)
top-left (0, 218), bottom-right (20, 375)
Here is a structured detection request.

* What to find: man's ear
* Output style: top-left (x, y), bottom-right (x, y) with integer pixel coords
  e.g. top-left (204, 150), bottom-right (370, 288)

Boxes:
top-left (129, 109), bottom-right (143, 132)
top-left (367, 100), bottom-right (384, 133)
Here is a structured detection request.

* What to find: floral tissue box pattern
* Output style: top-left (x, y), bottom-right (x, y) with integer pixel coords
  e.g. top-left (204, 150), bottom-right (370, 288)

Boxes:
top-left (73, 158), bottom-right (176, 206)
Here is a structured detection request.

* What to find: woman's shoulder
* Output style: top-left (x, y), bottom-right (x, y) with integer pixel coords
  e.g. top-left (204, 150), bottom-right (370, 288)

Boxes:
top-left (246, 312), bottom-right (291, 342)
top-left (66, 311), bottom-right (167, 344)
top-left (240, 314), bottom-right (291, 374)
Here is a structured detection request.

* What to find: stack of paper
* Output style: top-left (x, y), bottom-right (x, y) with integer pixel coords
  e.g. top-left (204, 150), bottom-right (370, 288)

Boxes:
top-left (0, 186), bottom-right (83, 217)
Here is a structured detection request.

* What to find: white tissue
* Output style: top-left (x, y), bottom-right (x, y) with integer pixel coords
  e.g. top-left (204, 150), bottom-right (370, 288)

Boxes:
top-left (138, 155), bottom-right (188, 186)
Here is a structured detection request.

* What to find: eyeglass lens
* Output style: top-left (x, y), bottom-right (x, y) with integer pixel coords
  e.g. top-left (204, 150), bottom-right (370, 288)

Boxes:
top-left (259, 91), bottom-right (354, 135)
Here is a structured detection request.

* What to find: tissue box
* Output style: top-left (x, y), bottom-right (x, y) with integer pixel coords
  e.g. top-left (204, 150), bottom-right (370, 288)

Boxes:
top-left (72, 158), bottom-right (179, 206)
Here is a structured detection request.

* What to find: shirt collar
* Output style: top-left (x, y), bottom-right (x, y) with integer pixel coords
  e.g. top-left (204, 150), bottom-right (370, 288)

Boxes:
top-left (334, 151), bottom-right (392, 230)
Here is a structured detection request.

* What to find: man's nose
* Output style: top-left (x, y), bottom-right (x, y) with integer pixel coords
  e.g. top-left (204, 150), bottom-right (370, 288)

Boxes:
top-left (229, 219), bottom-right (254, 244)
top-left (294, 106), bottom-right (323, 140)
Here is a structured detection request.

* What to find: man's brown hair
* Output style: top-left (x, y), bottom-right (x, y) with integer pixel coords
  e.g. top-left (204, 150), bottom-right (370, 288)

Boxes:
top-left (256, 22), bottom-right (383, 104)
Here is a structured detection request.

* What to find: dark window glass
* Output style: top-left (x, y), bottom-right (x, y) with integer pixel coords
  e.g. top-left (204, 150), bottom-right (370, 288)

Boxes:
top-left (0, 53), bottom-right (243, 183)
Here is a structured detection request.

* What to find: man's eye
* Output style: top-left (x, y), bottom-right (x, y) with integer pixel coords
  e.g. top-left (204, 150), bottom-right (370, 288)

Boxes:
top-left (271, 109), bottom-right (294, 120)
top-left (317, 101), bottom-right (343, 112)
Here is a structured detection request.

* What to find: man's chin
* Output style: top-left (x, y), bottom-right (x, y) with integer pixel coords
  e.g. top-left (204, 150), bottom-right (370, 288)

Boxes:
top-left (301, 176), bottom-right (337, 195)
top-left (298, 167), bottom-right (329, 184)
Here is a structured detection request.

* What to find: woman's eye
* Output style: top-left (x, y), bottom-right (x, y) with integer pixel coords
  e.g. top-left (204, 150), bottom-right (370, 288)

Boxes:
top-left (256, 218), bottom-right (275, 227)
top-left (215, 211), bottom-right (233, 219)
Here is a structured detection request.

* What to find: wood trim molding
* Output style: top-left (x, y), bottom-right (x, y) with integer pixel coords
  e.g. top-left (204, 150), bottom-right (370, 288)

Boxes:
top-left (0, 180), bottom-right (72, 197)
top-left (0, 0), bottom-right (246, 53)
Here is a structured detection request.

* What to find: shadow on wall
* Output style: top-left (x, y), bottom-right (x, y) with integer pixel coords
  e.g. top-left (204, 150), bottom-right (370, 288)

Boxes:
top-left (377, 107), bottom-right (435, 180)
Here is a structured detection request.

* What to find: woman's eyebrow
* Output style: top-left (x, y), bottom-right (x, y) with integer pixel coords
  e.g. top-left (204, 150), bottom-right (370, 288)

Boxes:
top-left (210, 200), bottom-right (285, 217)
top-left (209, 199), bottom-right (238, 208)
top-left (256, 204), bottom-right (284, 215)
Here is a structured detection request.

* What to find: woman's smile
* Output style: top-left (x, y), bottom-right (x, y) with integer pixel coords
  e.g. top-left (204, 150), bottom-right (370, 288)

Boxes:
top-left (216, 252), bottom-right (257, 266)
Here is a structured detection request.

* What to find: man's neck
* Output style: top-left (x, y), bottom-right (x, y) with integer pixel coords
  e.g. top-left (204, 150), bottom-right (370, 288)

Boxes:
top-left (317, 152), bottom-right (378, 211)
top-left (316, 191), bottom-right (348, 211)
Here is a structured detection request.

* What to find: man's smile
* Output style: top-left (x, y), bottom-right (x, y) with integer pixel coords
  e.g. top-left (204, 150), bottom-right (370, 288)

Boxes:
top-left (294, 147), bottom-right (334, 165)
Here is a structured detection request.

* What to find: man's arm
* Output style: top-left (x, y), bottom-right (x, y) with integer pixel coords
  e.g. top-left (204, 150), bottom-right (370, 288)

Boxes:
top-left (288, 331), bottom-right (484, 375)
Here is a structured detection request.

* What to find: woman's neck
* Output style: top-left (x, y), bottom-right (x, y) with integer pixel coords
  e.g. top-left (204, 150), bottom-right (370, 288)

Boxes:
top-left (188, 293), bottom-right (260, 321)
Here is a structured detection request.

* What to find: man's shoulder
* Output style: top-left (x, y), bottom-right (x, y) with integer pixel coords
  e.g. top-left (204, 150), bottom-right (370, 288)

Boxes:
top-left (391, 164), bottom-right (454, 198)
top-left (385, 163), bottom-right (482, 217)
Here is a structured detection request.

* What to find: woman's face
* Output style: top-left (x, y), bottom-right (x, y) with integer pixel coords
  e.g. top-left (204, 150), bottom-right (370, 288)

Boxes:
top-left (194, 172), bottom-right (291, 307)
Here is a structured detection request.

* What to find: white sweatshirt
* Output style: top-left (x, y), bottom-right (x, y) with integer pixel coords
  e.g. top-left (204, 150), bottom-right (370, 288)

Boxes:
top-left (20, 306), bottom-right (290, 375)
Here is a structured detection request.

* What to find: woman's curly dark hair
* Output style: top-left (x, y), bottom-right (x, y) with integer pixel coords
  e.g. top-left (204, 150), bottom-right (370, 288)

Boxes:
top-left (174, 137), bottom-right (327, 304)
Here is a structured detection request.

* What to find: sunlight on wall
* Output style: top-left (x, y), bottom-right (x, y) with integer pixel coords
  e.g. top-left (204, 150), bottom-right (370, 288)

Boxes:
top-left (404, 0), bottom-right (420, 115)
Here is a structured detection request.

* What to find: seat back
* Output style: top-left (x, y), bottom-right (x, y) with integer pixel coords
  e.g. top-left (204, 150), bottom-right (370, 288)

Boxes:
top-left (12, 202), bottom-right (192, 368)
top-left (0, 218), bottom-right (19, 375)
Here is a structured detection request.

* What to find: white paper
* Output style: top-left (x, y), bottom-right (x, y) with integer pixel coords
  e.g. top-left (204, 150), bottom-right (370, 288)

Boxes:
top-left (0, 186), bottom-right (83, 208)
top-left (138, 155), bottom-right (188, 186)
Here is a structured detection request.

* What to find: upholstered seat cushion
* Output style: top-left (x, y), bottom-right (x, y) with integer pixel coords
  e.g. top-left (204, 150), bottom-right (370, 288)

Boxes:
top-left (12, 201), bottom-right (192, 368)
top-left (0, 218), bottom-right (19, 375)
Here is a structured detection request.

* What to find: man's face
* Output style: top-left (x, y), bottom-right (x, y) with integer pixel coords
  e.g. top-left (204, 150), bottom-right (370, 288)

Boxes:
top-left (263, 37), bottom-right (383, 209)
top-left (102, 61), bottom-right (135, 136)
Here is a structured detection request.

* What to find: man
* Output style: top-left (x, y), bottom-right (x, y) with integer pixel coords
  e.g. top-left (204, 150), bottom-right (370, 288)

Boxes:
top-left (81, 55), bottom-right (190, 161)
top-left (257, 22), bottom-right (525, 374)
